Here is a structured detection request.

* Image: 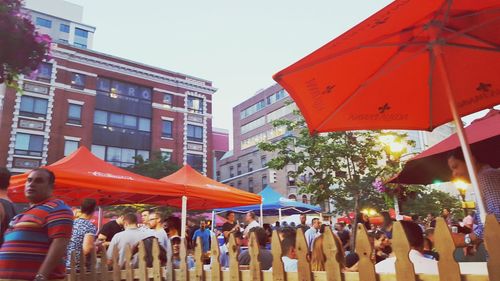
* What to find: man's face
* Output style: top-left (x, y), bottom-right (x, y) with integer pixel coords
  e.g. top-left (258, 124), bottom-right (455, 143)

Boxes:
top-left (300, 215), bottom-right (306, 224)
top-left (246, 213), bottom-right (252, 222)
top-left (25, 170), bottom-right (53, 203)
top-left (200, 221), bottom-right (206, 230)
top-left (313, 219), bottom-right (321, 229)
top-left (172, 241), bottom-right (180, 254)
top-left (335, 223), bottom-right (343, 231)
top-left (149, 214), bottom-right (160, 228)
top-left (141, 211), bottom-right (150, 223)
top-left (227, 212), bottom-right (235, 222)
top-left (448, 156), bottom-right (470, 182)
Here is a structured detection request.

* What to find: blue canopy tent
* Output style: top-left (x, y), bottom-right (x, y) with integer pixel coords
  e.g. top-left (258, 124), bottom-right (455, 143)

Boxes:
top-left (215, 186), bottom-right (321, 221)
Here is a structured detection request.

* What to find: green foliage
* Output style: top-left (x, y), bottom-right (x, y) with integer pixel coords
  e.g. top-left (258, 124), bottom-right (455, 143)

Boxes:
top-left (258, 111), bottom-right (410, 215)
top-left (402, 187), bottom-right (462, 219)
top-left (126, 151), bottom-right (180, 179)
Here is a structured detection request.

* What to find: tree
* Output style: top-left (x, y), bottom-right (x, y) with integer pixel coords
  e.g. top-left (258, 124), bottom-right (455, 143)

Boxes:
top-left (258, 110), bottom-right (409, 216)
top-left (126, 151), bottom-right (180, 179)
top-left (402, 187), bottom-right (462, 219)
top-left (103, 152), bottom-right (181, 216)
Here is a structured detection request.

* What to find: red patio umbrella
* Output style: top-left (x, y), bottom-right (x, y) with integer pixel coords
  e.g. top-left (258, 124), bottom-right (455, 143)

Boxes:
top-left (273, 0), bottom-right (500, 222)
top-left (390, 109), bottom-right (500, 184)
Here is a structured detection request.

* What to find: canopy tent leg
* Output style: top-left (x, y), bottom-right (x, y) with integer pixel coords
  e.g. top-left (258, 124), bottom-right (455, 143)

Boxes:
top-left (435, 46), bottom-right (486, 223)
top-left (211, 210), bottom-right (216, 232)
top-left (278, 208), bottom-right (282, 223)
top-left (97, 206), bottom-right (103, 231)
top-left (260, 203), bottom-right (263, 227)
top-left (181, 196), bottom-right (187, 238)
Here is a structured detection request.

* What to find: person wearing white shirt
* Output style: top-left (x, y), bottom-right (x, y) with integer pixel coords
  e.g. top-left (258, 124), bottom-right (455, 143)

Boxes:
top-left (243, 211), bottom-right (260, 239)
top-left (281, 234), bottom-right (298, 272)
top-left (148, 212), bottom-right (172, 260)
top-left (375, 221), bottom-right (438, 274)
top-left (304, 218), bottom-right (321, 251)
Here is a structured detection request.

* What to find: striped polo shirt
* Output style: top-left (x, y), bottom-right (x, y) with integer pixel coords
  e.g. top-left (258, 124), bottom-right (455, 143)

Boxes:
top-left (0, 198), bottom-right (73, 280)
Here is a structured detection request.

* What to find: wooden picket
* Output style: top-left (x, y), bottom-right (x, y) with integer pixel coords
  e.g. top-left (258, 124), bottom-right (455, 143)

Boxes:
top-left (66, 214), bottom-right (499, 281)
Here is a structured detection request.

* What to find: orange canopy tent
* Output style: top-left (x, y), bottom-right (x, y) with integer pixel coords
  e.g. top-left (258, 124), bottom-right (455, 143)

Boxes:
top-left (159, 165), bottom-right (261, 210)
top-left (8, 147), bottom-right (186, 206)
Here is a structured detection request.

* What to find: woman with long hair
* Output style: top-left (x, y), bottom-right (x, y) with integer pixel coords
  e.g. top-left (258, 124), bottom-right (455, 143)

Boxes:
top-left (310, 235), bottom-right (326, 271)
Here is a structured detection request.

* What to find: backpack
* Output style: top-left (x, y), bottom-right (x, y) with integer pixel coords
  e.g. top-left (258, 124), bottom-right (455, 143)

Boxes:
top-left (132, 236), bottom-right (167, 267)
top-left (0, 199), bottom-right (17, 246)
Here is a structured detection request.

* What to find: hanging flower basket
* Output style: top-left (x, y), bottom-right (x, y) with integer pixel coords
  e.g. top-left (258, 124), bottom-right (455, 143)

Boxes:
top-left (372, 178), bottom-right (417, 209)
top-left (0, 0), bottom-right (51, 86)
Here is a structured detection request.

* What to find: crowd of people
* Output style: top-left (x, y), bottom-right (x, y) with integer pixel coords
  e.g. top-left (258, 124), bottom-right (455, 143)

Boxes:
top-left (0, 146), bottom-right (497, 280)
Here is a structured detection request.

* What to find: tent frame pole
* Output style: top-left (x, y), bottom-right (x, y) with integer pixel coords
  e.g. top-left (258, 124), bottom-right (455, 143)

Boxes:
top-left (435, 46), bottom-right (486, 223)
top-left (260, 203), bottom-right (263, 227)
top-left (211, 210), bottom-right (216, 232)
top-left (181, 196), bottom-right (187, 238)
top-left (278, 208), bottom-right (282, 223)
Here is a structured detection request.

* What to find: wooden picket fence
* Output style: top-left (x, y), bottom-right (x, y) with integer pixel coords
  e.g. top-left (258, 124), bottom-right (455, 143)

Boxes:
top-left (66, 215), bottom-right (500, 281)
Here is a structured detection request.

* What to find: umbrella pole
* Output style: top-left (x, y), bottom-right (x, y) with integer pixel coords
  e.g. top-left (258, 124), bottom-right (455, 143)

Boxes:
top-left (436, 49), bottom-right (487, 223)
top-left (278, 208), bottom-right (282, 223)
top-left (181, 196), bottom-right (187, 239)
top-left (97, 206), bottom-right (103, 230)
top-left (260, 203), bottom-right (263, 227)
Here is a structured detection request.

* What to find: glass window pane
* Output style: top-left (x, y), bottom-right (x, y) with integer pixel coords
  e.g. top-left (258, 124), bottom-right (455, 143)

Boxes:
top-left (60, 24), bottom-right (69, 33)
top-left (162, 120), bottom-right (172, 137)
top-left (137, 150), bottom-right (150, 161)
top-left (109, 113), bottom-right (123, 127)
top-left (37, 63), bottom-right (52, 79)
top-left (97, 78), bottom-right (110, 92)
top-left (64, 140), bottom-right (78, 156)
top-left (75, 28), bottom-right (89, 38)
top-left (123, 115), bottom-right (137, 128)
top-left (94, 110), bottom-right (107, 125)
top-left (111, 81), bottom-right (125, 95)
top-left (138, 118), bottom-right (150, 132)
top-left (34, 99), bottom-right (48, 114)
top-left (20, 96), bottom-right (34, 112)
top-left (68, 104), bottom-right (82, 120)
top-left (28, 135), bottom-right (44, 152)
top-left (126, 85), bottom-right (139, 98)
top-left (106, 147), bottom-right (121, 162)
top-left (140, 88), bottom-right (151, 100)
top-left (91, 145), bottom-right (105, 159)
top-left (121, 148), bottom-right (135, 164)
top-left (15, 134), bottom-right (30, 150)
top-left (71, 73), bottom-right (86, 87)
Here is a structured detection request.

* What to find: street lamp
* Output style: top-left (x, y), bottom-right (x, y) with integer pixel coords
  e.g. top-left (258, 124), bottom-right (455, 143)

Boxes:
top-left (453, 179), bottom-right (469, 216)
top-left (378, 133), bottom-right (409, 219)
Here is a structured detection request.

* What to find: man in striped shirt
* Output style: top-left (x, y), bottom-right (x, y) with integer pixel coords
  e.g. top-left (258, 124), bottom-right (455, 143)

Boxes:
top-left (0, 168), bottom-right (73, 281)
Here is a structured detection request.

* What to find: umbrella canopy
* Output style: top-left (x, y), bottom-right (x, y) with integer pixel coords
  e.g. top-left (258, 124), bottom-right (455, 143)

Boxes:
top-left (274, 0), bottom-right (500, 133)
top-left (216, 185), bottom-right (321, 215)
top-left (273, 0), bottom-right (500, 222)
top-left (159, 165), bottom-right (261, 210)
top-left (390, 109), bottom-right (500, 184)
top-left (8, 147), bottom-right (185, 206)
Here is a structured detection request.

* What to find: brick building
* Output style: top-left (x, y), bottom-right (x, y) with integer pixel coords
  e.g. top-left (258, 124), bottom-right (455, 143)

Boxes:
top-left (0, 43), bottom-right (216, 175)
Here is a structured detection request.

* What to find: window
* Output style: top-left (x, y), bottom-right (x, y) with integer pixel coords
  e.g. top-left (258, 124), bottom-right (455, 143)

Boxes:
top-left (58, 39), bottom-right (68, 44)
top-left (60, 24), bottom-right (70, 33)
top-left (187, 154), bottom-right (203, 172)
top-left (248, 178), bottom-right (254, 193)
top-left (287, 172), bottom-right (296, 186)
top-left (236, 163), bottom-right (242, 175)
top-left (163, 94), bottom-right (173, 105)
top-left (229, 166), bottom-right (234, 177)
top-left (237, 181), bottom-right (242, 188)
top-left (75, 28), bottom-right (89, 38)
top-left (67, 104), bottom-right (82, 124)
top-left (288, 194), bottom-right (297, 201)
top-left (161, 151), bottom-right (172, 161)
top-left (14, 133), bottom-right (43, 156)
top-left (19, 96), bottom-right (48, 118)
top-left (216, 171), bottom-right (221, 181)
top-left (71, 73), bottom-right (86, 89)
top-left (35, 17), bottom-right (52, 28)
top-left (32, 62), bottom-right (52, 82)
top-left (261, 155), bottom-right (267, 167)
top-left (261, 175), bottom-right (267, 187)
top-left (266, 89), bottom-right (288, 105)
top-left (302, 195), bottom-right (309, 204)
top-left (64, 140), bottom-right (79, 156)
top-left (97, 77), bottom-right (110, 92)
top-left (97, 77), bottom-right (152, 101)
top-left (187, 124), bottom-right (203, 142)
top-left (93, 110), bottom-right (151, 132)
top-left (74, 42), bottom-right (87, 49)
top-left (248, 160), bottom-right (253, 172)
top-left (240, 99), bottom-right (266, 119)
top-left (162, 120), bottom-right (172, 138)
top-left (187, 96), bottom-right (203, 114)
top-left (91, 145), bottom-right (149, 167)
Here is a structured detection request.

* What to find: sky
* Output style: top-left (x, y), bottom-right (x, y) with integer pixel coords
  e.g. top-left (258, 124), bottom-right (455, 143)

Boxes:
top-left (64, 0), bottom-right (394, 132)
